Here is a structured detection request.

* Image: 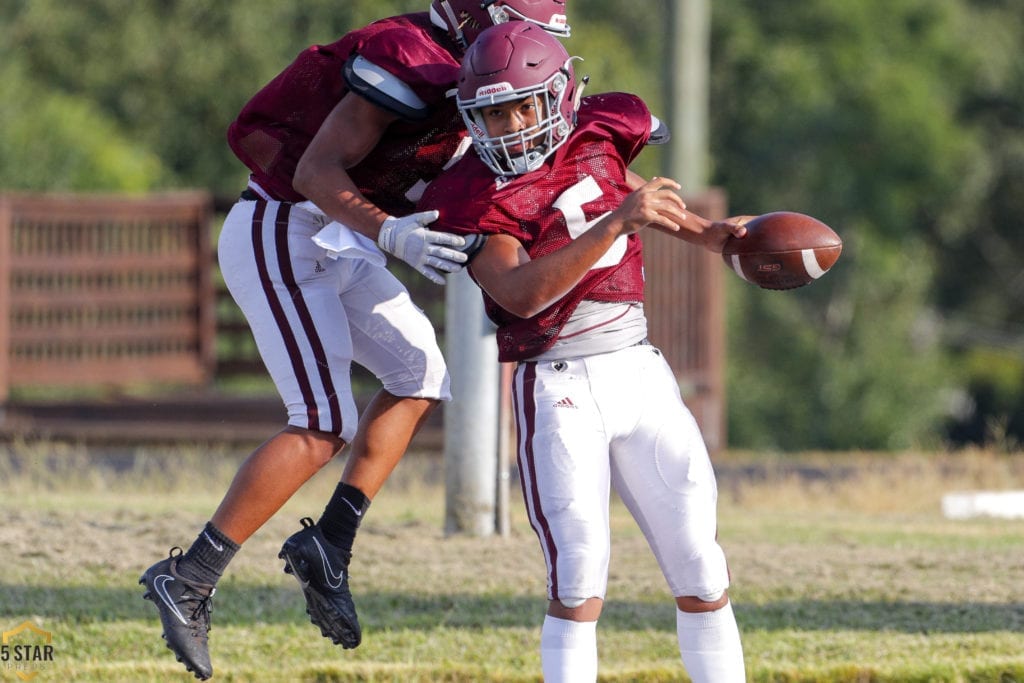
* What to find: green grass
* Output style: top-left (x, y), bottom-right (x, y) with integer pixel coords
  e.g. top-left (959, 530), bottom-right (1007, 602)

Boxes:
top-left (1, 442), bottom-right (1023, 681)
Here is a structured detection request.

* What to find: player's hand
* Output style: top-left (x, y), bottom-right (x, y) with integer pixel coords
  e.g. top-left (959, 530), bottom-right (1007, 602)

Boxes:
top-left (615, 177), bottom-right (689, 235)
top-left (377, 211), bottom-right (469, 285)
top-left (702, 216), bottom-right (750, 252)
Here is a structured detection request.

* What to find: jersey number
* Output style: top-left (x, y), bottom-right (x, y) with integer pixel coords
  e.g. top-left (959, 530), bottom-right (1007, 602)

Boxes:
top-left (552, 175), bottom-right (627, 269)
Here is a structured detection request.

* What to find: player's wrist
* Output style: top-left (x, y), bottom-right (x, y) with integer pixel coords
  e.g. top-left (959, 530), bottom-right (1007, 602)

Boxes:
top-left (377, 216), bottom-right (399, 253)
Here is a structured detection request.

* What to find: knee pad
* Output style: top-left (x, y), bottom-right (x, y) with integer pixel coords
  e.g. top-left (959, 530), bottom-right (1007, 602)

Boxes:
top-left (558, 596), bottom-right (587, 609)
top-left (672, 541), bottom-right (730, 600)
top-left (697, 590), bottom-right (724, 603)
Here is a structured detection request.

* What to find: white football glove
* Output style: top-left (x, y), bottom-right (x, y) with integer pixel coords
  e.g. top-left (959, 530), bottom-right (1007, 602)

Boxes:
top-left (377, 211), bottom-right (468, 285)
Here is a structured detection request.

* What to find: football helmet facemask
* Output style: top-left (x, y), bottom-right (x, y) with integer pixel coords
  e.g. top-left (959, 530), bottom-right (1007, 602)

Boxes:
top-left (430, 0), bottom-right (570, 51)
top-left (457, 23), bottom-right (580, 176)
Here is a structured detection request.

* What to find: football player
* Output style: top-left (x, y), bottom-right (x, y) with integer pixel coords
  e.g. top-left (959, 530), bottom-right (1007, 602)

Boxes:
top-left (139, 2), bottom-right (570, 679)
top-left (418, 22), bottom-right (747, 682)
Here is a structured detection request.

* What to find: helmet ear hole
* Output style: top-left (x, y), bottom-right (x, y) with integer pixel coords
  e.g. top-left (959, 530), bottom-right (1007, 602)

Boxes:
top-left (489, 6), bottom-right (511, 24)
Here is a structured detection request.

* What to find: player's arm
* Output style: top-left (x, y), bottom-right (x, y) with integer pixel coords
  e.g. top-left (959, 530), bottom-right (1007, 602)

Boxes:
top-left (626, 113), bottom-right (741, 240)
top-left (468, 177), bottom-right (688, 318)
top-left (652, 211), bottom-right (751, 252)
top-left (295, 79), bottom-right (467, 284)
top-left (625, 173), bottom-right (749, 251)
top-left (293, 92), bottom-right (396, 240)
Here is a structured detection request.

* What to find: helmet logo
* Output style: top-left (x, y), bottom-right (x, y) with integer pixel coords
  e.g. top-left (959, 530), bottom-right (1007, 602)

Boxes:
top-left (475, 82), bottom-right (515, 97)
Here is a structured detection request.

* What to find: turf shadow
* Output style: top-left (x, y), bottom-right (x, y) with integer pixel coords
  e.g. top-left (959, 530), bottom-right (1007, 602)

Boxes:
top-left (1, 583), bottom-right (1021, 634)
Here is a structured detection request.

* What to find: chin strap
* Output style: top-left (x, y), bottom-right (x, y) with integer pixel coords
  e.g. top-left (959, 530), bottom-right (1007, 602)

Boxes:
top-left (572, 75), bottom-right (590, 111)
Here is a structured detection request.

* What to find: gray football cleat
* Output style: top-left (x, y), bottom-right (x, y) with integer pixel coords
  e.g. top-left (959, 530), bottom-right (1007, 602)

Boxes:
top-left (140, 548), bottom-right (215, 680)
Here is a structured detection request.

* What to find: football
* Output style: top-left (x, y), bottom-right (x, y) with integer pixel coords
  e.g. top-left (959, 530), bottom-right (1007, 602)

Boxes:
top-left (721, 212), bottom-right (842, 290)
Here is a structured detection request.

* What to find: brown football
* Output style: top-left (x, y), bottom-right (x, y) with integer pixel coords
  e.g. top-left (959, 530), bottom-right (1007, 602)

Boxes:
top-left (721, 212), bottom-right (842, 290)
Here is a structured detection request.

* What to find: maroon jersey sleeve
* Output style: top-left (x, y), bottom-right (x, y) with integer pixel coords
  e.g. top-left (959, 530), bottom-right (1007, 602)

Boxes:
top-left (420, 92), bottom-right (656, 361)
top-left (577, 92), bottom-right (653, 167)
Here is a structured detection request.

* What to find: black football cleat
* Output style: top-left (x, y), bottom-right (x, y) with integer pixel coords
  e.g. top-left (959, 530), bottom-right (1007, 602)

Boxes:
top-left (278, 517), bottom-right (361, 648)
top-left (140, 548), bottom-right (215, 680)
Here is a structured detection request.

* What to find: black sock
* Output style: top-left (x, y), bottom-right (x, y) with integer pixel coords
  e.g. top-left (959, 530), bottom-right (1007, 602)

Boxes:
top-left (178, 522), bottom-right (240, 585)
top-left (317, 482), bottom-right (370, 553)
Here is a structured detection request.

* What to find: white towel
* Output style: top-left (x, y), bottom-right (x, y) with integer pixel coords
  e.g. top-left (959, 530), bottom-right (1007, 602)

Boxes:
top-left (311, 220), bottom-right (386, 266)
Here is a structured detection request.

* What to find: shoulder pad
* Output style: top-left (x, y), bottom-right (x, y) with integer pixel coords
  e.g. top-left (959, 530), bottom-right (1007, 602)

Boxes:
top-left (344, 54), bottom-right (431, 121)
top-left (647, 115), bottom-right (671, 145)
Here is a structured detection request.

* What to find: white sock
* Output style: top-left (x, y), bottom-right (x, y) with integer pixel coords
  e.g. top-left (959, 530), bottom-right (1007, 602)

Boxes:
top-left (676, 602), bottom-right (746, 683)
top-left (540, 615), bottom-right (598, 682)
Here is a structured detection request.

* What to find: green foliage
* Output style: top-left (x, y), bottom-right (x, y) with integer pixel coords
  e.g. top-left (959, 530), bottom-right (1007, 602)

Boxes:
top-left (0, 61), bottom-right (167, 191)
top-left (2, 0), bottom-right (1023, 448)
top-left (948, 348), bottom-right (1024, 449)
top-left (727, 230), bottom-right (950, 450)
top-left (710, 0), bottom-right (1023, 449)
top-left (0, 0), bottom-right (425, 194)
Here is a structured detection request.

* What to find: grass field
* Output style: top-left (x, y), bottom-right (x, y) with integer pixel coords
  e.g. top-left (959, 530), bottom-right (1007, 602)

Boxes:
top-left (2, 439), bottom-right (1023, 682)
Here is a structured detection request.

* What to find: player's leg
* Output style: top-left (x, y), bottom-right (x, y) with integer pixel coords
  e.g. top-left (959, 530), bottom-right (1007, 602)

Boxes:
top-left (213, 201), bottom-right (359, 539)
top-left (141, 200), bottom-right (358, 677)
top-left (280, 258), bottom-right (449, 647)
top-left (605, 344), bottom-right (745, 682)
top-left (278, 391), bottom-right (438, 650)
top-left (337, 258), bottom-right (450, 498)
top-left (210, 208), bottom-right (369, 649)
top-left (210, 428), bottom-right (345, 543)
top-left (512, 360), bottom-right (611, 682)
top-left (329, 258), bottom-right (446, 516)
top-left (339, 391), bottom-right (438, 497)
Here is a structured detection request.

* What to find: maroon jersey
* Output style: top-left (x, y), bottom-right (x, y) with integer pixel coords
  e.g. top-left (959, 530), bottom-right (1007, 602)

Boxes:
top-left (227, 13), bottom-right (466, 215)
top-left (419, 92), bottom-right (653, 362)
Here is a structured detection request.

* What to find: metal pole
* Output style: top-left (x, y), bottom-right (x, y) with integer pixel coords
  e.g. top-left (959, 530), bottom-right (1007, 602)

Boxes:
top-left (495, 362), bottom-right (514, 537)
top-left (443, 269), bottom-right (499, 536)
top-left (666, 0), bottom-right (710, 192)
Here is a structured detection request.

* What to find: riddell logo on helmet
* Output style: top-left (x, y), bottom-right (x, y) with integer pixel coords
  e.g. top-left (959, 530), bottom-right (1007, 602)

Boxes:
top-left (476, 82), bottom-right (514, 97)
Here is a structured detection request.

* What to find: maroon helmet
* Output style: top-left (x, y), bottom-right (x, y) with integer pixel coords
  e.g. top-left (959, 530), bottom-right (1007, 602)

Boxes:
top-left (457, 22), bottom-right (579, 175)
top-left (430, 0), bottom-right (570, 51)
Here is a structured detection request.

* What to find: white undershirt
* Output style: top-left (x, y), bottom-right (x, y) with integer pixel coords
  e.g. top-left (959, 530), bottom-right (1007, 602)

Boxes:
top-left (530, 301), bottom-right (647, 361)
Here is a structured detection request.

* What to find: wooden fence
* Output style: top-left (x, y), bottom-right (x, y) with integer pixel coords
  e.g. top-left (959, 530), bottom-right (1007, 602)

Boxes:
top-left (0, 192), bottom-right (216, 401)
top-left (0, 190), bottom-right (727, 450)
top-left (643, 189), bottom-right (728, 452)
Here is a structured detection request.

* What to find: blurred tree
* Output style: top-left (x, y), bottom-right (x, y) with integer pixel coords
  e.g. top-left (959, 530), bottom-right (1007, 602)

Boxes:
top-left (2, 0), bottom-right (1021, 449)
top-left (709, 0), bottom-right (1020, 449)
top-left (0, 0), bottom-right (408, 194)
top-left (930, 1), bottom-right (1024, 448)
top-left (0, 60), bottom-right (168, 190)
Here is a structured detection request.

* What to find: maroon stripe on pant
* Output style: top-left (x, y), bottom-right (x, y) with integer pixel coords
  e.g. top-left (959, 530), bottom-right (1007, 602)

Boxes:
top-left (514, 362), bottom-right (559, 599)
top-left (250, 202), bottom-right (321, 431)
top-left (270, 205), bottom-right (343, 434)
